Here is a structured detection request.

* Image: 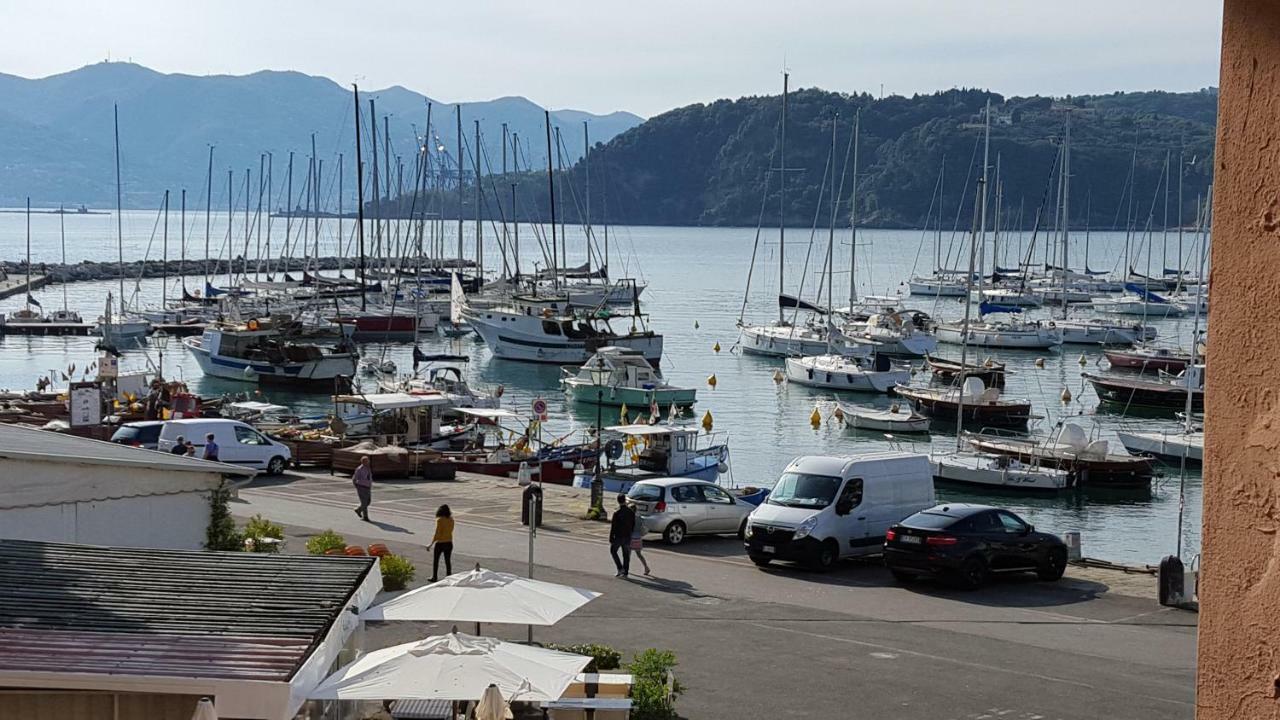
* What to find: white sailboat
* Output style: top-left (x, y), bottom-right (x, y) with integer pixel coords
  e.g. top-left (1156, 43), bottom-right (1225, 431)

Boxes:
top-left (98, 105), bottom-right (151, 346)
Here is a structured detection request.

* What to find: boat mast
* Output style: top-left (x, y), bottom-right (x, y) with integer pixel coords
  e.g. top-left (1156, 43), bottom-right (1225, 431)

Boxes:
top-left (545, 111), bottom-right (559, 291)
top-left (225, 170), bottom-right (233, 290)
top-left (456, 105), bottom-right (464, 272)
top-left (337, 153), bottom-right (344, 279)
top-left (973, 100), bottom-right (991, 307)
top-left (511, 132), bottom-right (521, 277)
top-left (849, 109), bottom-right (860, 308)
top-left (180, 190), bottom-right (186, 295)
top-left (584, 120), bottom-right (592, 276)
top-left (826, 114), bottom-right (838, 355)
top-left (353, 84), bottom-right (368, 311)
top-left (778, 72), bottom-right (788, 325)
top-left (1177, 185), bottom-right (1211, 558)
top-left (204, 146), bottom-right (214, 289)
top-left (555, 127), bottom-right (567, 280)
top-left (24, 198), bottom-right (31, 314)
top-left (113, 105), bottom-right (126, 314)
top-left (59, 201), bottom-right (68, 313)
top-left (501, 122), bottom-right (509, 278)
top-left (162, 190), bottom-right (169, 310)
top-left (1060, 112), bottom-right (1071, 320)
top-left (474, 119), bottom-right (483, 281)
top-left (955, 99), bottom-right (992, 447)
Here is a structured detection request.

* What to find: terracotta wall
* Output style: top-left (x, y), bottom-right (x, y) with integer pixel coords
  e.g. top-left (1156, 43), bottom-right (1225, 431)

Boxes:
top-left (1199, 0), bottom-right (1280, 718)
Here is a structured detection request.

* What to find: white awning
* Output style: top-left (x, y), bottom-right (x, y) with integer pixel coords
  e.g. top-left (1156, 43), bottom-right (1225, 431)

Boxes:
top-left (336, 393), bottom-right (449, 410)
top-left (455, 408), bottom-right (524, 421)
top-left (605, 424), bottom-right (688, 436)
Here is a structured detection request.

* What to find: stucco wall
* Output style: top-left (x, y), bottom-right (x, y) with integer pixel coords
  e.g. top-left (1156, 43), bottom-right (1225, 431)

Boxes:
top-left (0, 492), bottom-right (211, 550)
top-left (1199, 1), bottom-right (1280, 717)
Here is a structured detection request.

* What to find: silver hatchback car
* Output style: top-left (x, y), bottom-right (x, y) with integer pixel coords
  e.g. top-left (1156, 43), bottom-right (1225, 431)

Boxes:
top-left (626, 478), bottom-right (754, 545)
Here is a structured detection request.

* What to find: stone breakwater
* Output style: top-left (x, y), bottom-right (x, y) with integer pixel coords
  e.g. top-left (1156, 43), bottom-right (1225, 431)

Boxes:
top-left (0, 256), bottom-right (475, 284)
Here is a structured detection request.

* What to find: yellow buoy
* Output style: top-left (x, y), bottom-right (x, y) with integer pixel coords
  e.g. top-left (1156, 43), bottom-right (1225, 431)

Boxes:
top-left (1077, 353), bottom-right (1088, 366)
top-left (1061, 387), bottom-right (1073, 403)
top-left (833, 406), bottom-right (845, 423)
top-left (701, 410), bottom-right (714, 432)
top-left (810, 407), bottom-right (822, 428)
top-left (713, 342), bottom-right (721, 353)
top-left (772, 369), bottom-right (785, 384)
top-left (707, 374), bottom-right (718, 388)
top-left (1034, 357), bottom-right (1046, 368)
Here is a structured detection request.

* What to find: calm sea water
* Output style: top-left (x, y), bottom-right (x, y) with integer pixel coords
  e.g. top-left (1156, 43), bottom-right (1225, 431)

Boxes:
top-left (0, 210), bottom-right (1206, 565)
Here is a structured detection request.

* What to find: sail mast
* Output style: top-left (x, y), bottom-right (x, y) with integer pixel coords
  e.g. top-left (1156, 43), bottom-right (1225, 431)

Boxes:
top-left (456, 105), bottom-right (464, 270)
top-left (162, 190), bottom-right (169, 310)
top-left (204, 146), bottom-right (213, 289)
top-left (849, 109), bottom-right (860, 307)
top-left (778, 72), bottom-right (788, 325)
top-left (25, 198), bottom-right (31, 313)
top-left (353, 84), bottom-right (368, 311)
top-left (474, 119), bottom-right (483, 281)
top-left (113, 105), bottom-right (126, 314)
top-left (59, 201), bottom-right (68, 312)
top-left (826, 114), bottom-right (838, 355)
top-left (545, 111), bottom-right (559, 291)
top-left (1060, 112), bottom-right (1071, 320)
top-left (954, 99), bottom-right (992, 447)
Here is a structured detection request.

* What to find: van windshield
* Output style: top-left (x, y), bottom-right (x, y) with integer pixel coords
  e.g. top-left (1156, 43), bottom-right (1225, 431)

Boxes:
top-left (767, 472), bottom-right (841, 509)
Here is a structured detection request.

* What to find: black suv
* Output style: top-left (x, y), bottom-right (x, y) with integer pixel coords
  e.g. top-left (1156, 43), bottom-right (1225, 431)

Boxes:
top-left (883, 503), bottom-right (1068, 589)
top-left (109, 421), bottom-right (166, 450)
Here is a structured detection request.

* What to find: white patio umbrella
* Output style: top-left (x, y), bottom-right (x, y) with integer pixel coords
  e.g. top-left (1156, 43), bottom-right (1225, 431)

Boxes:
top-left (362, 568), bottom-right (601, 625)
top-left (309, 631), bottom-right (590, 703)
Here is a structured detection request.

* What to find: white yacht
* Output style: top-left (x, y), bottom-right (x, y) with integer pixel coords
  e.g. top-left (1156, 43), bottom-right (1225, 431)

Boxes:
top-left (462, 294), bottom-right (663, 365)
top-left (739, 320), bottom-right (833, 357)
top-left (1056, 318), bottom-right (1156, 345)
top-left (839, 313), bottom-right (937, 357)
top-left (935, 315), bottom-right (1062, 349)
top-left (784, 352), bottom-right (910, 393)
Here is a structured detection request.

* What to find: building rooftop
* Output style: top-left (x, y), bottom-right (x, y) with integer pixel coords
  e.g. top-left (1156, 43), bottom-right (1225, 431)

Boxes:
top-left (0, 539), bottom-right (375, 683)
top-left (0, 423), bottom-right (255, 476)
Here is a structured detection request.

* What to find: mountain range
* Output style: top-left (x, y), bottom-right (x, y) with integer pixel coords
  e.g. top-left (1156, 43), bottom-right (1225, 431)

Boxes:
top-left (0, 62), bottom-right (644, 208)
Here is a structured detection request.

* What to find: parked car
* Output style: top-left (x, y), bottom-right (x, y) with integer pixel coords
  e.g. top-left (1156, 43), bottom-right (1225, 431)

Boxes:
top-left (745, 452), bottom-right (935, 570)
top-left (883, 503), bottom-right (1068, 589)
top-left (626, 478), bottom-right (754, 545)
top-left (109, 420), bottom-right (166, 450)
top-left (157, 418), bottom-right (292, 475)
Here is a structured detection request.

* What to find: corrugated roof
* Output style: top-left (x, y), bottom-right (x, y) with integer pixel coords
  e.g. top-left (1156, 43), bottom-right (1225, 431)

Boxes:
top-left (0, 540), bottom-right (374, 683)
top-left (0, 423), bottom-right (255, 476)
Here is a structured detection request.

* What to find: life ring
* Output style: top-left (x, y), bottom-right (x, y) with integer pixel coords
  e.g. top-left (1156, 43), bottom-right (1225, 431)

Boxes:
top-left (1048, 321), bottom-right (1056, 328)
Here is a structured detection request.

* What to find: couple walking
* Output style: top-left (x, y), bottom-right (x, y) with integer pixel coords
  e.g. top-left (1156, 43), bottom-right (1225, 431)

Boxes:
top-left (608, 493), bottom-right (651, 578)
top-left (350, 456), bottom-right (454, 582)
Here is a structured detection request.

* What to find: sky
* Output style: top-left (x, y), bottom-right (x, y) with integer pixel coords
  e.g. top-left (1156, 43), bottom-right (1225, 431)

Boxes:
top-left (0, 1), bottom-right (1223, 118)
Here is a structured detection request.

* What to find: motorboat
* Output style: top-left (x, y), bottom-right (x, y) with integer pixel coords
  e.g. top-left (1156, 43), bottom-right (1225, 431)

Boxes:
top-left (784, 352), bottom-right (910, 393)
top-left (837, 401), bottom-right (930, 433)
top-left (931, 451), bottom-right (1073, 491)
top-left (1057, 318), bottom-right (1156, 346)
top-left (332, 392), bottom-right (473, 448)
top-left (562, 346), bottom-right (697, 407)
top-left (462, 294), bottom-right (663, 366)
top-left (838, 312), bottom-right (937, 357)
top-left (1115, 428), bottom-right (1204, 466)
top-left (1082, 365), bottom-right (1204, 411)
top-left (966, 423), bottom-right (1154, 488)
top-left (183, 317), bottom-right (358, 388)
top-left (924, 355), bottom-right (1006, 388)
top-left (571, 423), bottom-right (729, 495)
top-left (894, 377), bottom-right (1033, 429)
top-left (1104, 346), bottom-right (1192, 373)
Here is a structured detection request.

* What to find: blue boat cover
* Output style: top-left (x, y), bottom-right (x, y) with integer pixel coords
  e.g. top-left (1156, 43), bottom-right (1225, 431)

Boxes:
top-left (1124, 282), bottom-right (1169, 303)
top-left (979, 301), bottom-right (1024, 315)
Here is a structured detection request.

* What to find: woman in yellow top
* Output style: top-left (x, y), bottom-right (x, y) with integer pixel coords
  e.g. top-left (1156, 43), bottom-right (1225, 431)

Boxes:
top-left (427, 505), bottom-right (454, 582)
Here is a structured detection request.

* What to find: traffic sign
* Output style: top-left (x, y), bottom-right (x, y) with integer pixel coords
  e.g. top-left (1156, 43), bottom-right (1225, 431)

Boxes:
top-left (531, 397), bottom-right (548, 417)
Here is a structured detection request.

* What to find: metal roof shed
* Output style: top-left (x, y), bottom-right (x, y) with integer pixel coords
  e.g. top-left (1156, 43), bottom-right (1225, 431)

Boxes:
top-left (0, 539), bottom-right (381, 720)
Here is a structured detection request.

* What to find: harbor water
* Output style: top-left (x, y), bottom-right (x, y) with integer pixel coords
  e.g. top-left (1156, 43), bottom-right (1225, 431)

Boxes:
top-left (0, 210), bottom-right (1205, 565)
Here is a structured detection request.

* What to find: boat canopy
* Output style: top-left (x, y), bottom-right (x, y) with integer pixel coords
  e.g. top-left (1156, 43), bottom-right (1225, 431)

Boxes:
top-left (455, 408), bottom-right (524, 421)
top-left (978, 301), bottom-right (1024, 316)
top-left (1123, 282), bottom-right (1170, 303)
top-left (337, 392), bottom-right (449, 410)
top-left (606, 423), bottom-right (694, 436)
top-left (228, 401), bottom-right (290, 414)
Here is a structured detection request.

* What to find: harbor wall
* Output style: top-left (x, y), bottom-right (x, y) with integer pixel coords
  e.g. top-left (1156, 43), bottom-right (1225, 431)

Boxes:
top-left (1199, 1), bottom-right (1280, 717)
top-left (0, 255), bottom-right (474, 285)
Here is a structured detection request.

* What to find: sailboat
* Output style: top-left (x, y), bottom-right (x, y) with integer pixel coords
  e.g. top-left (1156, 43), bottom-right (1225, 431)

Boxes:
top-left (96, 105), bottom-right (151, 346)
top-left (739, 73), bottom-right (838, 358)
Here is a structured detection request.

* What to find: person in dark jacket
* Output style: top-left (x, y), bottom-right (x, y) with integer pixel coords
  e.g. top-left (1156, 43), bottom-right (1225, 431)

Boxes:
top-left (609, 493), bottom-right (636, 578)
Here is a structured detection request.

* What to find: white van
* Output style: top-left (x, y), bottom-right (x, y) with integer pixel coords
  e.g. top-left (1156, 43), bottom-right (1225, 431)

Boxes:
top-left (158, 419), bottom-right (292, 475)
top-left (744, 452), bottom-right (934, 570)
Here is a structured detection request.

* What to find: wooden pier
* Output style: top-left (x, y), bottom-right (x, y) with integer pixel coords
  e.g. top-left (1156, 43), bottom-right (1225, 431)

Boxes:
top-left (0, 274), bottom-right (49, 300)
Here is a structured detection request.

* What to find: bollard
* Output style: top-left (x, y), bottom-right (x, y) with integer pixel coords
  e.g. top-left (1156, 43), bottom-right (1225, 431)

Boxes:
top-left (1158, 555), bottom-right (1185, 607)
top-left (1062, 531), bottom-right (1082, 561)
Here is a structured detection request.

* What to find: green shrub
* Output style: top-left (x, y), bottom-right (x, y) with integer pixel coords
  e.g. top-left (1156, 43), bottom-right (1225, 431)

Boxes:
top-left (306, 530), bottom-right (347, 556)
top-left (241, 514), bottom-right (285, 553)
top-left (205, 487), bottom-right (242, 551)
top-left (627, 649), bottom-right (683, 720)
top-left (380, 554), bottom-right (416, 591)
top-left (546, 643), bottom-right (622, 672)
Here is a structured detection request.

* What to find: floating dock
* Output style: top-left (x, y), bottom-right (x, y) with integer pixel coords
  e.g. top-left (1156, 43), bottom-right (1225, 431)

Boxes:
top-left (0, 275), bottom-right (49, 300)
top-left (0, 321), bottom-right (95, 336)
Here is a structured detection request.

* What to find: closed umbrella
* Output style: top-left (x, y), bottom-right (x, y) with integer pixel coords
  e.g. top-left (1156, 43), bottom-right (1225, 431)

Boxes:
top-left (190, 697), bottom-right (217, 720)
top-left (475, 683), bottom-right (512, 720)
top-left (362, 568), bottom-right (600, 626)
top-left (309, 631), bottom-right (590, 703)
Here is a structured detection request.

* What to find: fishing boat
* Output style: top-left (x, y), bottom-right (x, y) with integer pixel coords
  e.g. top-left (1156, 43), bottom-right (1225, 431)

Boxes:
top-left (1082, 365), bottom-right (1204, 411)
top-left (333, 312), bottom-right (439, 342)
top-left (1103, 346), bottom-right (1191, 373)
top-left (332, 392), bottom-right (474, 448)
top-left (445, 408), bottom-right (596, 484)
top-left (895, 377), bottom-right (1033, 429)
top-left (1115, 428), bottom-right (1203, 466)
top-left (571, 423), bottom-right (729, 495)
top-left (785, 352), bottom-right (909, 393)
top-left (184, 318), bottom-right (358, 388)
top-left (837, 401), bottom-right (930, 433)
top-left (401, 365), bottom-right (501, 410)
top-left (562, 346), bottom-right (697, 407)
top-left (1057, 318), bottom-right (1156, 346)
top-left (924, 355), bottom-right (1007, 388)
top-left (931, 452), bottom-right (1073, 491)
top-left (966, 423), bottom-right (1154, 488)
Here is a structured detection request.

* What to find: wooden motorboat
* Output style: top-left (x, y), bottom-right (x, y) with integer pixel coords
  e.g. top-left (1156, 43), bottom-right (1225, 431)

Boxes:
top-left (924, 355), bottom-right (1006, 389)
top-left (894, 378), bottom-right (1032, 429)
top-left (1103, 347), bottom-right (1192, 374)
top-left (966, 424), bottom-right (1154, 488)
top-left (837, 401), bottom-right (930, 433)
top-left (1115, 429), bottom-right (1203, 466)
top-left (931, 451), bottom-right (1074, 491)
top-left (1082, 368), bottom-right (1204, 411)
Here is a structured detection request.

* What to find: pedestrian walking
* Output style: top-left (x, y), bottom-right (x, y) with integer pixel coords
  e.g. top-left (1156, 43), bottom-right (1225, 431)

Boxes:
top-left (202, 433), bottom-right (220, 462)
top-left (609, 493), bottom-right (636, 578)
top-left (170, 436), bottom-right (187, 455)
top-left (629, 501), bottom-right (652, 576)
top-left (352, 456), bottom-right (373, 522)
top-left (427, 504), bottom-right (454, 582)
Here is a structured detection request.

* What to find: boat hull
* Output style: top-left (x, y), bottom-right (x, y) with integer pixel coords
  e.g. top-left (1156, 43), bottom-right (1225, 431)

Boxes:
top-left (447, 447), bottom-right (599, 484)
top-left (1114, 430), bottom-right (1204, 466)
top-left (565, 382), bottom-right (697, 407)
top-left (932, 455), bottom-right (1073, 491)
top-left (184, 338), bottom-right (358, 388)
top-left (935, 324), bottom-right (1062, 349)
top-left (739, 324), bottom-right (831, 357)
top-left (1083, 373), bottom-right (1204, 411)
top-left (895, 387), bottom-right (1032, 429)
top-left (908, 279), bottom-right (968, 297)
top-left (466, 307), bottom-right (663, 365)
top-left (966, 436), bottom-right (1154, 488)
top-left (784, 356), bottom-right (909, 393)
top-left (1103, 350), bottom-right (1190, 373)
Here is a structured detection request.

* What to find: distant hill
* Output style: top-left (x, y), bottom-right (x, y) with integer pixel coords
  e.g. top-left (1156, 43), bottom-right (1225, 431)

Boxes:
top-left (0, 62), bottom-right (644, 208)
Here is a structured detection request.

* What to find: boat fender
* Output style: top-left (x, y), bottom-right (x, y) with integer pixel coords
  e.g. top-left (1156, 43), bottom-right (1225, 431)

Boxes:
top-left (832, 406), bottom-right (845, 423)
top-left (1034, 357), bottom-right (1046, 368)
top-left (1048, 321), bottom-right (1056, 328)
top-left (809, 407), bottom-right (822, 428)
top-left (772, 369), bottom-right (785, 384)
top-left (496, 385), bottom-right (505, 398)
top-left (1061, 387), bottom-right (1073, 403)
top-left (1077, 354), bottom-right (1088, 366)
top-left (717, 445), bottom-right (729, 463)
top-left (701, 410), bottom-right (714, 432)
top-left (707, 374), bottom-right (717, 388)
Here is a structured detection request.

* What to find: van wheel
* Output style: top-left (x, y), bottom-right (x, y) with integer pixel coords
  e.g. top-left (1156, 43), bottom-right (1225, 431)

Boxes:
top-left (810, 539), bottom-right (840, 572)
top-left (663, 521), bottom-right (687, 546)
top-left (267, 456), bottom-right (286, 476)
top-left (1037, 548), bottom-right (1068, 581)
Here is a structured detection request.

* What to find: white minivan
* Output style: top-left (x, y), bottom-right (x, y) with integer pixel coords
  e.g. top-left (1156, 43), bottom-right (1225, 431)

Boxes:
top-left (744, 452), bottom-right (934, 570)
top-left (158, 419), bottom-right (292, 475)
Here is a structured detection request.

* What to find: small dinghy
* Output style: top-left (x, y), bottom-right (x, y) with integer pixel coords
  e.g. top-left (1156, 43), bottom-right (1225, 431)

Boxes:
top-left (838, 401), bottom-right (930, 433)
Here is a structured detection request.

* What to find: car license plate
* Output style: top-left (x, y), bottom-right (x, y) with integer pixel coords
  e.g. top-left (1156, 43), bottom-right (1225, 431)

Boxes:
top-left (763, 545), bottom-right (776, 553)
top-left (900, 535), bottom-right (923, 545)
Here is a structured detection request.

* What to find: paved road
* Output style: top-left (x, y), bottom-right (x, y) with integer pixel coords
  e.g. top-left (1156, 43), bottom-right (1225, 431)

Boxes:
top-left (236, 473), bottom-right (1196, 720)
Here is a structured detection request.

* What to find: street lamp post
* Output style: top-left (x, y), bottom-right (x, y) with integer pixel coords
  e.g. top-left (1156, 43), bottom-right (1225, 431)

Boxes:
top-left (153, 330), bottom-right (169, 380)
top-left (589, 357), bottom-right (607, 514)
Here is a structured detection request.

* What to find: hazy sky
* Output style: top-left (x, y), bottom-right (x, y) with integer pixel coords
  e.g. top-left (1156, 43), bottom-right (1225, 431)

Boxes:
top-left (2, 1), bottom-right (1222, 117)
